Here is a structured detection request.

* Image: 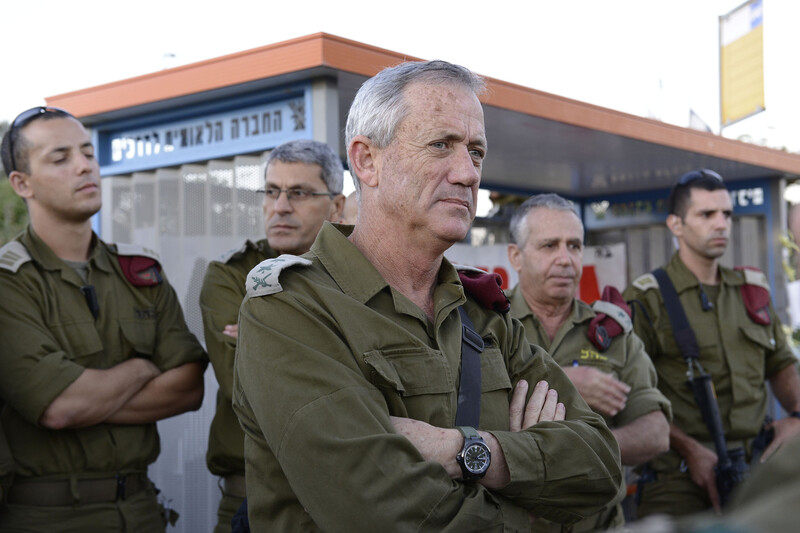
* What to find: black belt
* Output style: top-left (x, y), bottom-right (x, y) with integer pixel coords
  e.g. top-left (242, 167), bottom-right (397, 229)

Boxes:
top-left (7, 473), bottom-right (149, 506)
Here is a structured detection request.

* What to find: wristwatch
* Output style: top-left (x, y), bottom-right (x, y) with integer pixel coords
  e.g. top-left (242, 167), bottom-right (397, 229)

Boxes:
top-left (456, 426), bottom-right (491, 480)
top-left (790, 411), bottom-right (800, 420)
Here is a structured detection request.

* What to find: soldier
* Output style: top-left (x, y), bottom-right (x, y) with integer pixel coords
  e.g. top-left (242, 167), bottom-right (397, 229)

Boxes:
top-left (506, 193), bottom-right (671, 531)
top-left (232, 60), bottom-right (622, 531)
top-left (199, 139), bottom-right (345, 533)
top-left (0, 107), bottom-right (206, 531)
top-left (623, 169), bottom-right (800, 517)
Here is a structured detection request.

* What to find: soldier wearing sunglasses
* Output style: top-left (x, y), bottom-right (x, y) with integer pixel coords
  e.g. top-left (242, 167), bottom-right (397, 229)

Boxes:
top-left (0, 107), bottom-right (206, 531)
top-left (199, 139), bottom-right (344, 533)
top-left (624, 169), bottom-right (800, 518)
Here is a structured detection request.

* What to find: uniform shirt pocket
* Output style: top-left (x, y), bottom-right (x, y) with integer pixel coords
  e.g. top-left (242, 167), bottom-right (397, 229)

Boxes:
top-left (737, 325), bottom-right (771, 384)
top-left (118, 317), bottom-right (158, 360)
top-left (50, 320), bottom-right (104, 366)
top-left (364, 347), bottom-right (453, 422)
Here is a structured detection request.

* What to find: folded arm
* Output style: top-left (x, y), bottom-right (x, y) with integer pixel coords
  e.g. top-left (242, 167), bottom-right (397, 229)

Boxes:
top-left (39, 358), bottom-right (161, 429)
top-left (612, 410), bottom-right (670, 465)
top-left (105, 360), bottom-right (205, 424)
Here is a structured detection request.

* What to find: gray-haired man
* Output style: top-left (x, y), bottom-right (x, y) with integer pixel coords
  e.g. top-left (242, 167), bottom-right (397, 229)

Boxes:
top-left (232, 60), bottom-right (621, 531)
top-left (200, 139), bottom-right (345, 533)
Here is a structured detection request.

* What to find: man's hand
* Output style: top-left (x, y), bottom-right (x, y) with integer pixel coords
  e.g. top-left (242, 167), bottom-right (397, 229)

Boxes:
top-left (223, 324), bottom-right (238, 339)
top-left (671, 425), bottom-right (721, 515)
top-left (509, 380), bottom-right (566, 431)
top-left (684, 440), bottom-right (720, 513)
top-left (390, 380), bottom-right (566, 490)
top-left (561, 366), bottom-right (629, 417)
top-left (761, 415), bottom-right (800, 461)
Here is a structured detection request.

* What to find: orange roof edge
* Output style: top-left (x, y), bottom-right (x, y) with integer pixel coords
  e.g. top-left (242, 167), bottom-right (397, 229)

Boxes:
top-left (46, 32), bottom-right (800, 174)
top-left (46, 33), bottom-right (416, 118)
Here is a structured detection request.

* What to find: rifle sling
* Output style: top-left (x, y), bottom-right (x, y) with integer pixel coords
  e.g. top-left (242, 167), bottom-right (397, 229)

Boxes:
top-left (652, 268), bottom-right (731, 461)
top-left (652, 268), bottom-right (700, 361)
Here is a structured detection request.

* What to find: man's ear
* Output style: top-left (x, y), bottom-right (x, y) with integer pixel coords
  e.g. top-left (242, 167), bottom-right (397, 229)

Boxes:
top-left (666, 214), bottom-right (682, 238)
top-left (8, 170), bottom-right (33, 200)
top-left (507, 243), bottom-right (523, 273)
top-left (329, 194), bottom-right (346, 222)
top-left (348, 135), bottom-right (378, 189)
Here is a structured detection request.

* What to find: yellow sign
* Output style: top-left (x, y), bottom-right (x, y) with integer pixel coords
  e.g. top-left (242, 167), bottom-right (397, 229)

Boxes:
top-left (720, 0), bottom-right (765, 127)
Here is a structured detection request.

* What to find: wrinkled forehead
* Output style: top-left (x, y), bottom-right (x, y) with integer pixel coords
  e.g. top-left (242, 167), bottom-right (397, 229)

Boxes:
top-left (527, 208), bottom-right (584, 238)
top-left (265, 160), bottom-right (325, 188)
top-left (404, 81), bottom-right (484, 120)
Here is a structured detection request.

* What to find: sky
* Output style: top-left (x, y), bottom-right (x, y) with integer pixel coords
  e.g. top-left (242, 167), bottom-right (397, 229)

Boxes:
top-left (4, 1), bottom-right (798, 157)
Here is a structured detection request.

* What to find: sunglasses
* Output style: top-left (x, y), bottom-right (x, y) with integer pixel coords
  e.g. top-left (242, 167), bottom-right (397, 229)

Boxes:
top-left (7, 106), bottom-right (73, 173)
top-left (677, 168), bottom-right (724, 186)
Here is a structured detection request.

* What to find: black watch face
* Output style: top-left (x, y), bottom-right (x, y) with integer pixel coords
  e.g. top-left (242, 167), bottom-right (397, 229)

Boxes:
top-left (464, 443), bottom-right (490, 473)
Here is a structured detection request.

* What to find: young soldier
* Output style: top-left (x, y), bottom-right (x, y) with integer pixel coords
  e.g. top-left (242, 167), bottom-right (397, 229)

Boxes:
top-left (0, 107), bottom-right (206, 531)
top-left (623, 169), bottom-right (800, 517)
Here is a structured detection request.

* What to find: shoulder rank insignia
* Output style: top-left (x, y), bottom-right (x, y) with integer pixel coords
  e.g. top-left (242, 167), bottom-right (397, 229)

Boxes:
top-left (455, 265), bottom-right (510, 313)
top-left (735, 266), bottom-right (771, 325)
top-left (114, 243), bottom-right (163, 287)
top-left (217, 241), bottom-right (250, 264)
top-left (587, 286), bottom-right (632, 351)
top-left (632, 273), bottom-right (659, 292)
top-left (0, 241), bottom-right (32, 273)
top-left (247, 254), bottom-right (312, 298)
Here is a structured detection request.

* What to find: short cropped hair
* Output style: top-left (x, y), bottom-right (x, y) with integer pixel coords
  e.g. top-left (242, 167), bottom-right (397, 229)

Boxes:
top-left (509, 193), bottom-right (580, 247)
top-left (265, 139), bottom-right (344, 194)
top-left (668, 169), bottom-right (727, 219)
top-left (1, 107), bottom-right (75, 176)
top-left (345, 60), bottom-right (486, 193)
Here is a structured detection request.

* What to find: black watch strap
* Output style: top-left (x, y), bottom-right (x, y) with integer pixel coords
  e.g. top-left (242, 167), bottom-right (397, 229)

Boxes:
top-left (790, 411), bottom-right (800, 420)
top-left (457, 426), bottom-right (480, 440)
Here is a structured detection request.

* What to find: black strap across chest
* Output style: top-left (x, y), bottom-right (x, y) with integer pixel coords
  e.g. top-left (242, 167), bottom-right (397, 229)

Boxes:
top-left (455, 306), bottom-right (484, 427)
top-left (652, 268), bottom-right (700, 361)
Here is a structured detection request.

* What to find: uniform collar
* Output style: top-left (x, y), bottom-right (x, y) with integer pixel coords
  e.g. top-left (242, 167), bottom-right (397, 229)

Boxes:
top-left (667, 252), bottom-right (741, 292)
top-left (21, 225), bottom-right (113, 274)
top-left (311, 222), bottom-right (464, 309)
top-left (507, 284), bottom-right (594, 325)
top-left (507, 285), bottom-right (534, 320)
top-left (311, 222), bottom-right (392, 305)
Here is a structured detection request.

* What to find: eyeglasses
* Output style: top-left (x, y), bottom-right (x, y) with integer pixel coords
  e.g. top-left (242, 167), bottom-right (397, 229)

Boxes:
top-left (259, 187), bottom-right (336, 203)
top-left (6, 106), bottom-right (73, 173)
top-left (677, 168), bottom-right (724, 186)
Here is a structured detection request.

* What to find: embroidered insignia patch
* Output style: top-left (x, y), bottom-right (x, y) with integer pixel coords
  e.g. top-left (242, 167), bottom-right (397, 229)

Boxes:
top-left (0, 241), bottom-right (31, 273)
top-left (632, 273), bottom-right (659, 292)
top-left (246, 254), bottom-right (312, 298)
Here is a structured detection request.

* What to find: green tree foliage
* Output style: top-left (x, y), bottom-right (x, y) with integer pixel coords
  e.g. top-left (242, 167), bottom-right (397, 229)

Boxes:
top-left (0, 121), bottom-right (29, 244)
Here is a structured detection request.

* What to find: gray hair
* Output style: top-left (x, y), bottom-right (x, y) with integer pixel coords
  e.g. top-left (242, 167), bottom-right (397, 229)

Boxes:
top-left (509, 193), bottom-right (580, 246)
top-left (265, 139), bottom-right (344, 194)
top-left (345, 60), bottom-right (486, 193)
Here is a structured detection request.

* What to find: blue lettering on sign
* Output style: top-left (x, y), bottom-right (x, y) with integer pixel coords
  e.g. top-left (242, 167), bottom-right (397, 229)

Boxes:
top-left (583, 181), bottom-right (769, 230)
top-left (100, 90), bottom-right (310, 175)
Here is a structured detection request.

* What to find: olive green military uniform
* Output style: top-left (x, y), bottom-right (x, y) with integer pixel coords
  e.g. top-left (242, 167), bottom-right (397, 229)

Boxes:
top-left (508, 287), bottom-right (672, 532)
top-left (0, 421), bottom-right (13, 509)
top-left (622, 253), bottom-right (796, 518)
top-left (0, 227), bottom-right (206, 532)
top-left (619, 436), bottom-right (800, 532)
top-left (232, 223), bottom-right (622, 532)
top-left (199, 238), bottom-right (277, 533)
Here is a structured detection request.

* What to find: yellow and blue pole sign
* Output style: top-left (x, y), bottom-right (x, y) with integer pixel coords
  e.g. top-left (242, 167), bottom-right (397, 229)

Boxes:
top-left (720, 0), bottom-right (764, 128)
